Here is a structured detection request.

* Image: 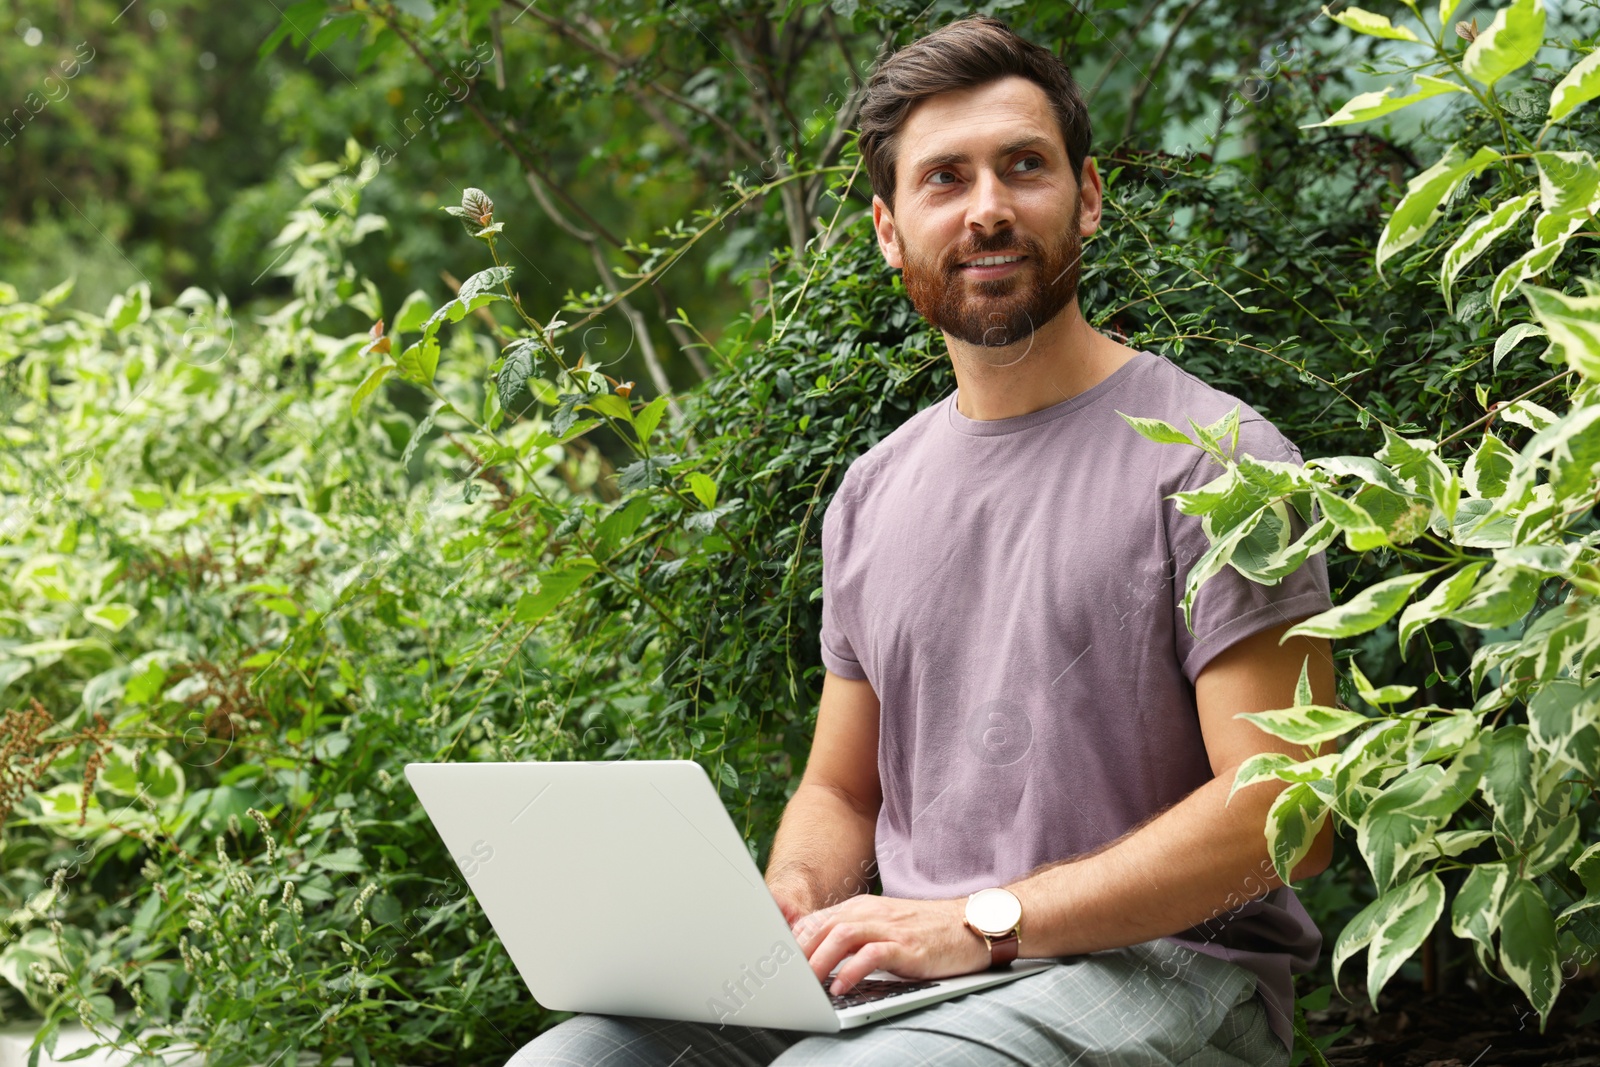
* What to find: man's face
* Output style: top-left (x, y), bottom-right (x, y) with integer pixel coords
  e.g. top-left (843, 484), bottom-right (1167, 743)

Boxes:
top-left (873, 76), bottom-right (1095, 350)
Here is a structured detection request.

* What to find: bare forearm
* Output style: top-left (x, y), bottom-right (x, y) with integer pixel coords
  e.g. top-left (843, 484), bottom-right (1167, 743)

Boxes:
top-left (765, 782), bottom-right (878, 912)
top-left (1006, 774), bottom-right (1329, 958)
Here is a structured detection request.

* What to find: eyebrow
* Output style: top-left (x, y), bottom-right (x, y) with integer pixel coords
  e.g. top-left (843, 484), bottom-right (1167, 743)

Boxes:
top-left (909, 135), bottom-right (1054, 177)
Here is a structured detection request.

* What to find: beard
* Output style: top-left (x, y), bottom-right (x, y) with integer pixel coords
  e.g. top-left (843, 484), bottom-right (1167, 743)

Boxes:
top-left (900, 191), bottom-right (1084, 349)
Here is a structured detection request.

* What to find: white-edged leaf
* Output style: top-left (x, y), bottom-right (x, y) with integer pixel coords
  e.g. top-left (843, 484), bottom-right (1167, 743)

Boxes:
top-left (1441, 191), bottom-right (1538, 311)
top-left (1498, 879), bottom-right (1561, 1024)
top-left (1462, 0), bottom-right (1546, 87)
top-left (1493, 322), bottom-right (1548, 369)
top-left (1325, 5), bottom-right (1420, 40)
top-left (1236, 704), bottom-right (1369, 746)
top-left (1265, 781), bottom-right (1330, 884)
top-left (1451, 859), bottom-right (1511, 953)
top-left (1377, 144), bottom-right (1502, 277)
top-left (1550, 49), bottom-right (1600, 122)
top-left (1366, 871), bottom-right (1447, 1007)
top-left (1285, 569), bottom-right (1439, 640)
top-left (1521, 281), bottom-right (1600, 378)
top-left (1117, 412), bottom-right (1195, 446)
top-left (1398, 561), bottom-right (1489, 653)
top-left (1300, 74), bottom-right (1464, 129)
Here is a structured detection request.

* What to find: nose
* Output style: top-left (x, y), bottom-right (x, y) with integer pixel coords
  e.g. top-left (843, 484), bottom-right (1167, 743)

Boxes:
top-left (966, 165), bottom-right (1016, 237)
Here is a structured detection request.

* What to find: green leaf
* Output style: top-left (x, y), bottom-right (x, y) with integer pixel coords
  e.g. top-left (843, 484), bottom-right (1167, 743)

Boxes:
top-left (1574, 841), bottom-right (1600, 893)
top-left (1527, 679), bottom-right (1600, 764)
top-left (312, 847), bottom-right (366, 874)
top-left (1285, 570), bottom-right (1438, 640)
top-left (586, 393), bottom-right (635, 422)
top-left (1117, 412), bottom-right (1195, 446)
top-left (1309, 455), bottom-right (1407, 494)
top-left (1357, 745), bottom-right (1483, 892)
top-left (1525, 812), bottom-right (1580, 877)
top-left (1265, 781), bottom-right (1330, 884)
top-left (1498, 879), bottom-right (1561, 1025)
top-left (1549, 49), bottom-right (1600, 122)
top-left (82, 603), bottom-right (138, 632)
top-left (1228, 753), bottom-right (1296, 804)
top-left (457, 265), bottom-right (514, 302)
top-left (1300, 74), bottom-right (1464, 129)
top-left (1444, 565), bottom-right (1540, 629)
top-left (350, 364), bottom-right (393, 416)
top-left (686, 472), bottom-right (719, 510)
top-left (37, 277), bottom-right (75, 308)
top-left (1313, 485), bottom-right (1389, 551)
top-left (1441, 191), bottom-right (1539, 311)
top-left (514, 562), bottom-right (601, 627)
top-left (497, 339), bottom-right (540, 410)
top-left (1492, 322), bottom-right (1548, 369)
top-left (1236, 704), bottom-right (1369, 746)
top-left (1331, 884), bottom-right (1387, 989)
top-left (1349, 659), bottom-right (1417, 705)
top-left (1451, 860), bottom-right (1511, 957)
top-left (106, 282), bottom-right (149, 332)
top-left (1441, 0), bottom-right (1465, 24)
top-left (1397, 562), bottom-right (1488, 653)
top-left (634, 395), bottom-right (670, 444)
top-left (1376, 145), bottom-right (1502, 278)
top-left (1294, 656), bottom-right (1314, 707)
top-left (1462, 0), bottom-right (1546, 87)
top-left (395, 337), bottom-right (439, 386)
top-left (1324, 5), bottom-right (1420, 40)
top-left (1482, 726), bottom-right (1546, 844)
top-left (1365, 872), bottom-right (1446, 1007)
top-left (1431, 828), bottom-right (1492, 858)
top-left (392, 289), bottom-right (432, 334)
top-left (594, 496), bottom-right (652, 552)
top-left (1462, 434), bottom-right (1517, 497)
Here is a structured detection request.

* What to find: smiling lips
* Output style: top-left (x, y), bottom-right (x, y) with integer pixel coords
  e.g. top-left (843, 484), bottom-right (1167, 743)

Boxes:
top-left (960, 253), bottom-right (1028, 277)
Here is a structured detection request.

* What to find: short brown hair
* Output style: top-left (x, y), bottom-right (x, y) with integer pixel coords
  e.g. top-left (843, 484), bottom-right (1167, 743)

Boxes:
top-left (856, 15), bottom-right (1092, 215)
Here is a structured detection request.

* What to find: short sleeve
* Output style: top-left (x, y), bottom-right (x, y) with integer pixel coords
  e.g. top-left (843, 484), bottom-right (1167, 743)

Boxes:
top-left (1168, 418), bottom-right (1334, 684)
top-left (819, 487), bottom-right (868, 680)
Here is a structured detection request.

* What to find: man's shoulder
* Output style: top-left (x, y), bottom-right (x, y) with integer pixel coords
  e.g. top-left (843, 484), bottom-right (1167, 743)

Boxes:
top-left (833, 395), bottom-right (947, 502)
top-left (1130, 353), bottom-right (1303, 465)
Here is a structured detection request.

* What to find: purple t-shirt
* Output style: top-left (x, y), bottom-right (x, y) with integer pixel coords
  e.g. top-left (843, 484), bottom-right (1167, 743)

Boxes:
top-left (818, 350), bottom-right (1332, 1053)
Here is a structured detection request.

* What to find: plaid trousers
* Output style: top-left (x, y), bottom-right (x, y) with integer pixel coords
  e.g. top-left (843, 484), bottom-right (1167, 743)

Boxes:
top-left (502, 937), bottom-right (1290, 1067)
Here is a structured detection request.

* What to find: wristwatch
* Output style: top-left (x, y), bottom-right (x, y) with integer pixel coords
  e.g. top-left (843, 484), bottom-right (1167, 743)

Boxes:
top-left (963, 887), bottom-right (1022, 969)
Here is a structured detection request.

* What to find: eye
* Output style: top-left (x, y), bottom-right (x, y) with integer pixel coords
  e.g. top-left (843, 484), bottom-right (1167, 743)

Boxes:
top-left (1013, 155), bottom-right (1042, 173)
top-left (928, 170), bottom-right (957, 186)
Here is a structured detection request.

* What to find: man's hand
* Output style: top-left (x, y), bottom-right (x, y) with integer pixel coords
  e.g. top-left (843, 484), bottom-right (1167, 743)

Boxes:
top-left (791, 894), bottom-right (990, 995)
top-left (766, 877), bottom-right (817, 930)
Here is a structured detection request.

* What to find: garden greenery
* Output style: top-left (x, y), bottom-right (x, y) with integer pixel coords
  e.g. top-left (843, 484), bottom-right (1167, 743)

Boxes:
top-left (1121, 0), bottom-right (1600, 1031)
top-left (3, 2), bottom-right (1600, 1066)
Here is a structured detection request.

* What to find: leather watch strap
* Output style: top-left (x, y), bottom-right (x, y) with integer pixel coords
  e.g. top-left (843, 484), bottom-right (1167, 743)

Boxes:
top-left (987, 930), bottom-right (1019, 969)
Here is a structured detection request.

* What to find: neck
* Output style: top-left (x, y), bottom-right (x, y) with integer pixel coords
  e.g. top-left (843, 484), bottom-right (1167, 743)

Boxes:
top-left (948, 303), bottom-right (1137, 422)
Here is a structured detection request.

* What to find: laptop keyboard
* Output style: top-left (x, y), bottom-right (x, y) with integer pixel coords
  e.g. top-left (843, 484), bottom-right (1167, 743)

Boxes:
top-left (823, 976), bottom-right (940, 1010)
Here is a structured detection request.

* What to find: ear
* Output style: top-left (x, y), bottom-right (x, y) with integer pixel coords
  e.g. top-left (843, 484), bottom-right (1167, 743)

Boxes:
top-left (1075, 157), bottom-right (1105, 237)
top-left (873, 195), bottom-right (904, 269)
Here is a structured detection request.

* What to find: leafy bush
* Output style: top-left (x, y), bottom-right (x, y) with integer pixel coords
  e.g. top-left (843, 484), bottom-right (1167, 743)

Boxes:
top-left (1122, 0), bottom-right (1600, 1032)
top-left (6, 2), bottom-right (1600, 1064)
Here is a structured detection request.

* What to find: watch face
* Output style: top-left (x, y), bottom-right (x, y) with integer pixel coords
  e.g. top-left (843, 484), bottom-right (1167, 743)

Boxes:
top-left (966, 888), bottom-right (1022, 935)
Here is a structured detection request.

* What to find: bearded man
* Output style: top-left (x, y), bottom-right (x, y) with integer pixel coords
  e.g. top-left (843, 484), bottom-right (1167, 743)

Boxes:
top-left (507, 14), bottom-right (1334, 1067)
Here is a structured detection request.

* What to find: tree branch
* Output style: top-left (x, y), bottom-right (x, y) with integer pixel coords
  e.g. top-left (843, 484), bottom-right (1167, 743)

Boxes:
top-left (1120, 0), bottom-right (1207, 145)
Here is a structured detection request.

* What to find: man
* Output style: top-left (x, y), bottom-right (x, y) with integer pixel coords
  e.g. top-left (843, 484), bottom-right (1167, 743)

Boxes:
top-left (508, 14), bottom-right (1335, 1067)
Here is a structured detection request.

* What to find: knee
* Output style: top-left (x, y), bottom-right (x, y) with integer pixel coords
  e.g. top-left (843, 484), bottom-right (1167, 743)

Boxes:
top-left (503, 1013), bottom-right (639, 1066)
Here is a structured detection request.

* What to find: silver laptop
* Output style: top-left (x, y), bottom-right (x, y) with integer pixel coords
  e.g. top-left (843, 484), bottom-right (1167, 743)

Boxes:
top-left (403, 759), bottom-right (1056, 1031)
